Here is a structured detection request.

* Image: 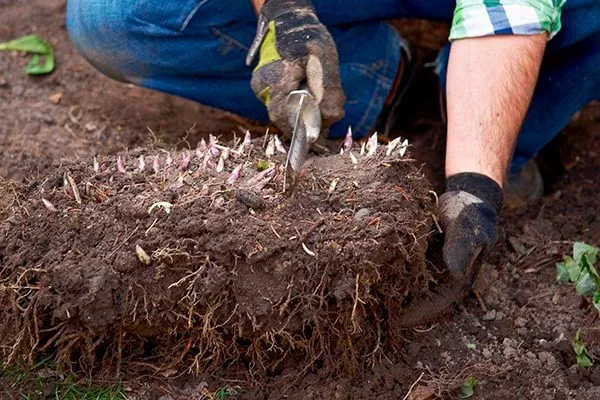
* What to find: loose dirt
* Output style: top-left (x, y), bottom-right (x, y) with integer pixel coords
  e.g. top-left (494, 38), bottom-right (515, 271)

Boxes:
top-left (1, 1), bottom-right (599, 399)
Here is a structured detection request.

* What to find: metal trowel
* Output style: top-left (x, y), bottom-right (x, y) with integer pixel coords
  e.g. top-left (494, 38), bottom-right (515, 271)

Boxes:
top-left (284, 89), bottom-right (321, 193)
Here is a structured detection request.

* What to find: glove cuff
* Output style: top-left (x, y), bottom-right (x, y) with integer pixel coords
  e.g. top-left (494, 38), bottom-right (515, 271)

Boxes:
top-left (261, 0), bottom-right (315, 20)
top-left (445, 173), bottom-right (503, 214)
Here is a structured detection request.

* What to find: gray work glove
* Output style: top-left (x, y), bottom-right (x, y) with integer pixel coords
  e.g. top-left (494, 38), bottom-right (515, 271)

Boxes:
top-left (439, 173), bottom-right (503, 293)
top-left (246, 0), bottom-right (345, 135)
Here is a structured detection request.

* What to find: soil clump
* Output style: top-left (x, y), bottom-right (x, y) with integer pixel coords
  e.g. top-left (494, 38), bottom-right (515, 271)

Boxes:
top-left (0, 141), bottom-right (436, 376)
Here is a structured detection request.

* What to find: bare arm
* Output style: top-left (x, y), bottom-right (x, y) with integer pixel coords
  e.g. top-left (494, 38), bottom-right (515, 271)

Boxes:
top-left (445, 34), bottom-right (547, 188)
top-left (251, 0), bottom-right (266, 12)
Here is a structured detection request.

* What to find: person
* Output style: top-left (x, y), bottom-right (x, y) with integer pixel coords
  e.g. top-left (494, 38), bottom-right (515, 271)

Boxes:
top-left (66, 0), bottom-right (599, 293)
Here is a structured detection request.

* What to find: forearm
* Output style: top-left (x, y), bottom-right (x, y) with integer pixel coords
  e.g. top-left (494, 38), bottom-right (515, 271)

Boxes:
top-left (251, 0), bottom-right (266, 12)
top-left (445, 34), bottom-right (547, 188)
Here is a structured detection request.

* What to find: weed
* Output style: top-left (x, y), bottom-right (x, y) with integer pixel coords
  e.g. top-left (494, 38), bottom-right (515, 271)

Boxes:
top-left (573, 329), bottom-right (593, 368)
top-left (459, 376), bottom-right (477, 398)
top-left (556, 242), bottom-right (600, 312)
top-left (1, 358), bottom-right (124, 400)
top-left (0, 35), bottom-right (55, 75)
top-left (556, 242), bottom-right (599, 368)
top-left (214, 385), bottom-right (241, 400)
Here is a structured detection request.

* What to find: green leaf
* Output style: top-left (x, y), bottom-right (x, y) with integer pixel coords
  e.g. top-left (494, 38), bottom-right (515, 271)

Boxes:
top-left (574, 242), bottom-right (598, 267)
top-left (581, 254), bottom-right (600, 284)
top-left (576, 352), bottom-right (593, 368)
top-left (563, 257), bottom-right (581, 283)
top-left (575, 271), bottom-right (597, 297)
top-left (574, 329), bottom-right (593, 368)
top-left (593, 290), bottom-right (600, 315)
top-left (256, 160), bottom-right (270, 171)
top-left (466, 342), bottom-right (476, 350)
top-left (460, 376), bottom-right (477, 398)
top-left (25, 52), bottom-right (54, 75)
top-left (0, 34), bottom-right (50, 53)
top-left (556, 262), bottom-right (570, 283)
top-left (0, 34), bottom-right (55, 76)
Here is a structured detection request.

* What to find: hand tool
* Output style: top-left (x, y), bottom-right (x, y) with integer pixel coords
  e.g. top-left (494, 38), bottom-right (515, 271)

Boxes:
top-left (284, 89), bottom-right (321, 193)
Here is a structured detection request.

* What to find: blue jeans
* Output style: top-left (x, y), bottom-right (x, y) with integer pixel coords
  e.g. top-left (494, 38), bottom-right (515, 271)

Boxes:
top-left (66, 0), bottom-right (600, 171)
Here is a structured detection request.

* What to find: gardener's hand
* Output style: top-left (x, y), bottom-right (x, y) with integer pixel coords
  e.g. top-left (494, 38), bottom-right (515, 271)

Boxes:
top-left (439, 173), bottom-right (503, 292)
top-left (247, 0), bottom-right (345, 135)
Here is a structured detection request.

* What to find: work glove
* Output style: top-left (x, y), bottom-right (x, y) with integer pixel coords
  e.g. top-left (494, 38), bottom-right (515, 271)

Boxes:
top-left (439, 173), bottom-right (503, 293)
top-left (246, 0), bottom-right (345, 135)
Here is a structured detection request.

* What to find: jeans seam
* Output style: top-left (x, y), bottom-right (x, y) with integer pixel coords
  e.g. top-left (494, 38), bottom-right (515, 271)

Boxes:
top-left (210, 27), bottom-right (250, 52)
top-left (179, 0), bottom-right (210, 32)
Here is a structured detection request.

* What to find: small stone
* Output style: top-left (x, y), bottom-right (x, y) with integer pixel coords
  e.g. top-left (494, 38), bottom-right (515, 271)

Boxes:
top-left (517, 328), bottom-right (528, 336)
top-left (515, 317), bottom-right (528, 328)
top-left (495, 311), bottom-right (504, 320)
top-left (409, 385), bottom-right (436, 400)
top-left (503, 346), bottom-right (518, 359)
top-left (482, 348), bottom-right (493, 359)
top-left (354, 208), bottom-right (371, 221)
top-left (482, 310), bottom-right (496, 321)
top-left (502, 338), bottom-right (519, 359)
top-left (538, 351), bottom-right (558, 371)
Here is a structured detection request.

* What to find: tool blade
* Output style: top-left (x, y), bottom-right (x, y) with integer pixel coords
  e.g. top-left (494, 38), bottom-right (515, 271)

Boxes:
top-left (284, 90), bottom-right (321, 192)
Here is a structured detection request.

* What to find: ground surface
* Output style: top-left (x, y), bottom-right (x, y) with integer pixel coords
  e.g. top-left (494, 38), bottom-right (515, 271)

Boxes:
top-left (1, 1), bottom-right (599, 399)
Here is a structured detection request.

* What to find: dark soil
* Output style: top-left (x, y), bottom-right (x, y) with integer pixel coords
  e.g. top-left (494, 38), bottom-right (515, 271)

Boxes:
top-left (1, 1), bottom-right (599, 399)
top-left (0, 141), bottom-right (436, 379)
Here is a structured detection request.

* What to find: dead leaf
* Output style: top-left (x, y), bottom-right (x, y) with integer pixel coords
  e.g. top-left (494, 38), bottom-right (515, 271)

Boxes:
top-left (48, 92), bottom-right (63, 105)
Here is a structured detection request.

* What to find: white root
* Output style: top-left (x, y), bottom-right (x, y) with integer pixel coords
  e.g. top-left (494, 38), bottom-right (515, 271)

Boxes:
top-left (208, 134), bottom-right (220, 157)
top-left (216, 155), bottom-right (225, 173)
top-left (198, 138), bottom-right (207, 152)
top-left (398, 139), bottom-right (409, 157)
top-left (301, 243), bottom-right (316, 257)
top-left (274, 135), bottom-right (287, 154)
top-left (366, 132), bottom-right (378, 157)
top-left (42, 198), bottom-right (58, 213)
top-left (117, 155), bottom-right (126, 173)
top-left (66, 174), bottom-right (82, 205)
top-left (178, 152), bottom-right (192, 171)
top-left (221, 147), bottom-right (230, 160)
top-left (93, 156), bottom-right (100, 173)
top-left (349, 151), bottom-right (358, 165)
top-left (386, 137), bottom-right (402, 156)
top-left (243, 130), bottom-right (252, 148)
top-left (138, 155), bottom-right (146, 172)
top-left (265, 135), bottom-right (275, 158)
top-left (343, 127), bottom-right (353, 152)
top-left (148, 201), bottom-right (173, 214)
top-left (136, 244), bottom-right (151, 265)
top-left (153, 156), bottom-right (160, 174)
top-left (328, 178), bottom-right (340, 194)
top-left (202, 152), bottom-right (216, 169)
top-left (247, 167), bottom-right (275, 190)
top-left (360, 142), bottom-right (366, 156)
top-left (166, 153), bottom-right (173, 169)
top-left (227, 164), bottom-right (243, 185)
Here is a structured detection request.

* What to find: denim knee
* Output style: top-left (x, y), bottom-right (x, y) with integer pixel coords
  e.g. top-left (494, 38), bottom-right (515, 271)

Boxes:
top-left (66, 1), bottom-right (135, 82)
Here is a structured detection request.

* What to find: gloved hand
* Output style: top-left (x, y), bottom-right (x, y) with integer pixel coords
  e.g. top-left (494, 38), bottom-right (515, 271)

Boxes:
top-left (439, 173), bottom-right (503, 292)
top-left (246, 0), bottom-right (345, 135)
